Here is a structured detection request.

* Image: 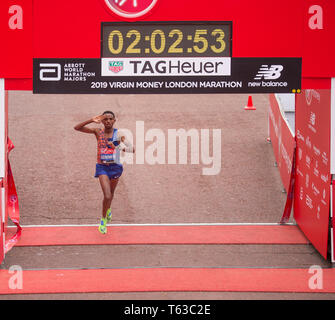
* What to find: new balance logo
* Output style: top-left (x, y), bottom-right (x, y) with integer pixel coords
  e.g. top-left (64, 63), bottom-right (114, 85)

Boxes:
top-left (254, 65), bottom-right (283, 80)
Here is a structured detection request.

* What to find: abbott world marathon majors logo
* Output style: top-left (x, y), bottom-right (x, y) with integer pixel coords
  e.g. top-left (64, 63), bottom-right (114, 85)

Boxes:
top-left (39, 62), bottom-right (96, 82)
top-left (104, 0), bottom-right (158, 18)
top-left (39, 63), bottom-right (61, 81)
top-left (248, 64), bottom-right (287, 88)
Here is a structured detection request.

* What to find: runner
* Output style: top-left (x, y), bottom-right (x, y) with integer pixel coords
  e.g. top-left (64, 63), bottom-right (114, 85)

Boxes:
top-left (74, 111), bottom-right (135, 234)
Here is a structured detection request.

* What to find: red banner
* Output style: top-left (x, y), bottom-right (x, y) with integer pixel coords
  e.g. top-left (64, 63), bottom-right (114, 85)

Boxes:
top-left (302, 0), bottom-right (335, 78)
top-left (0, 0), bottom-right (32, 78)
top-left (333, 180), bottom-right (335, 262)
top-left (280, 148), bottom-right (296, 224)
top-left (0, 184), bottom-right (3, 263)
top-left (294, 83), bottom-right (331, 259)
top-left (4, 138), bottom-right (21, 254)
top-left (268, 94), bottom-right (296, 193)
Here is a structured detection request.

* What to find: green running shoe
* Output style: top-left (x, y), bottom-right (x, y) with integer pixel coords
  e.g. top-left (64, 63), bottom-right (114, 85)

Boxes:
top-left (106, 208), bottom-right (112, 223)
top-left (98, 217), bottom-right (107, 234)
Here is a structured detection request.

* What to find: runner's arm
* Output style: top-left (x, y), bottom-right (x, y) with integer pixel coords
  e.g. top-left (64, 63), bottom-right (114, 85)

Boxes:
top-left (74, 115), bottom-right (105, 134)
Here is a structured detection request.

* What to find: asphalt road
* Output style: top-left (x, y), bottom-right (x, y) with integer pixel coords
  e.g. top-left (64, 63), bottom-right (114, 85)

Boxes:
top-left (2, 91), bottom-right (333, 300)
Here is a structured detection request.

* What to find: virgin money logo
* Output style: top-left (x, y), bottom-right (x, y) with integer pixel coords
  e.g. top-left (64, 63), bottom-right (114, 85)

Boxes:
top-left (104, 0), bottom-right (158, 18)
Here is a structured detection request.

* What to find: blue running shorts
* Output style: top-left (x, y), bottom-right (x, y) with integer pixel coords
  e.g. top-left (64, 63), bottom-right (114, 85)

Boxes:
top-left (94, 163), bottom-right (123, 180)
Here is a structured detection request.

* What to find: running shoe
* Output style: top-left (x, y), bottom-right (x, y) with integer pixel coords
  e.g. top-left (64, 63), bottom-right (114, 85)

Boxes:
top-left (98, 217), bottom-right (107, 234)
top-left (106, 208), bottom-right (112, 222)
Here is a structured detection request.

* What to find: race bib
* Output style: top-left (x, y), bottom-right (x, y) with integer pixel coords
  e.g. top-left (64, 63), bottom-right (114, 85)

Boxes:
top-left (100, 138), bottom-right (118, 162)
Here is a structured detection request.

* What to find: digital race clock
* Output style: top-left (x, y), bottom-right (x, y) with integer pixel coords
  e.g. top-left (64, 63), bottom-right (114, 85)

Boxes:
top-left (101, 22), bottom-right (232, 58)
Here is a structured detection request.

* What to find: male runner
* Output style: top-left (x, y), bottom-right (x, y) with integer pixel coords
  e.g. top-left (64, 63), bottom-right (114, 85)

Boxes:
top-left (74, 111), bottom-right (135, 234)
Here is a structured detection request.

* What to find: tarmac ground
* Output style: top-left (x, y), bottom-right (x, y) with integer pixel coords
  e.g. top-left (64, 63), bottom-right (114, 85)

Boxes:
top-left (1, 91), bottom-right (334, 300)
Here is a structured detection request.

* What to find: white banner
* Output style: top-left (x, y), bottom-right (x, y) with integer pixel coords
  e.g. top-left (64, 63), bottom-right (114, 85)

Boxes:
top-left (101, 57), bottom-right (231, 77)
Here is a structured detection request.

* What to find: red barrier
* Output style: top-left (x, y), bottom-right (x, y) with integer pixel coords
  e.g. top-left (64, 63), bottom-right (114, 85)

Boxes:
top-left (0, 85), bottom-right (6, 264)
top-left (4, 138), bottom-right (21, 255)
top-left (268, 94), bottom-right (296, 193)
top-left (280, 148), bottom-right (296, 224)
top-left (0, 183), bottom-right (3, 263)
top-left (0, 86), bottom-right (20, 263)
top-left (268, 94), bottom-right (296, 223)
top-left (294, 83), bottom-right (331, 259)
top-left (333, 180), bottom-right (335, 262)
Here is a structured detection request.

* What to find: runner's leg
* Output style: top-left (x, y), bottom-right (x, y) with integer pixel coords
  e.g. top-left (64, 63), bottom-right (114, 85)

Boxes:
top-left (105, 177), bottom-right (119, 222)
top-left (109, 177), bottom-right (119, 204)
top-left (98, 174), bottom-right (112, 218)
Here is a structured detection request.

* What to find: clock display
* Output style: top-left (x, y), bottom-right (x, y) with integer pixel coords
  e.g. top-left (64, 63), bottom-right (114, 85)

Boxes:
top-left (101, 22), bottom-right (232, 58)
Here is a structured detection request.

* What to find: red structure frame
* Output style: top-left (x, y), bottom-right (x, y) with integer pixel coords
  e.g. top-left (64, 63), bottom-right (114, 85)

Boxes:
top-left (1, 0), bottom-right (334, 262)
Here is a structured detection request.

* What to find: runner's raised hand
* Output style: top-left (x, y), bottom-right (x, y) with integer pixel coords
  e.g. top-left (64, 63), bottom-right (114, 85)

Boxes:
top-left (92, 114), bottom-right (107, 123)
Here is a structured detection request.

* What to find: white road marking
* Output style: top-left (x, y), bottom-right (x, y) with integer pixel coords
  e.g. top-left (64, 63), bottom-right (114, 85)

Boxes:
top-left (6, 222), bottom-right (296, 228)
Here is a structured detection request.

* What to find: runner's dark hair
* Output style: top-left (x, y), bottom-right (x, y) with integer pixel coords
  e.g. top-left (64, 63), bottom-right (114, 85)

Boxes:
top-left (103, 110), bottom-right (115, 117)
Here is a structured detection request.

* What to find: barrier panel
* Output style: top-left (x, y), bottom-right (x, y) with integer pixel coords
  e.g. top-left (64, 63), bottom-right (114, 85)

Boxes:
top-left (294, 80), bottom-right (331, 259)
top-left (332, 180), bottom-right (335, 262)
top-left (0, 184), bottom-right (3, 264)
top-left (0, 79), bottom-right (5, 263)
top-left (5, 138), bottom-right (21, 255)
top-left (0, 83), bottom-right (20, 264)
top-left (268, 94), bottom-right (295, 193)
top-left (332, 78), bottom-right (335, 174)
top-left (331, 78), bottom-right (335, 262)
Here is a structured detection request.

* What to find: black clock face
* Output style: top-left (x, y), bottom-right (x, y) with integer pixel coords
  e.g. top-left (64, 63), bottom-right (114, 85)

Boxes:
top-left (101, 22), bottom-right (232, 58)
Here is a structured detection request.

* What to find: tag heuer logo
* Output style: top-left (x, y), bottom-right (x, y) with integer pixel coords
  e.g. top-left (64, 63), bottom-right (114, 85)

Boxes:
top-left (109, 61), bottom-right (123, 73)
